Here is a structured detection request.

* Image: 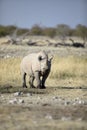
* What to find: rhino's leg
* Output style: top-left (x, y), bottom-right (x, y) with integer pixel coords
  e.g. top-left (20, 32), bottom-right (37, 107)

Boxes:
top-left (22, 72), bottom-right (27, 88)
top-left (29, 76), bottom-right (35, 88)
top-left (34, 72), bottom-right (41, 89)
top-left (41, 70), bottom-right (50, 89)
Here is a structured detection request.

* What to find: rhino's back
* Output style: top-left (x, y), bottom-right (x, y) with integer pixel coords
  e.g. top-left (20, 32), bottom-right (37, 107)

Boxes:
top-left (21, 53), bottom-right (38, 74)
top-left (20, 53), bottom-right (37, 74)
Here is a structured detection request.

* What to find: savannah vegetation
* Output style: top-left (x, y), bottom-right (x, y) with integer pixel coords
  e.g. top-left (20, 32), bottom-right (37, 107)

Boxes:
top-left (0, 24), bottom-right (87, 45)
top-left (0, 55), bottom-right (87, 88)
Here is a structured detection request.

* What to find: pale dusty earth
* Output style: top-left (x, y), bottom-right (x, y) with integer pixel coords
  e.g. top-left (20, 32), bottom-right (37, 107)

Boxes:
top-left (0, 87), bottom-right (87, 130)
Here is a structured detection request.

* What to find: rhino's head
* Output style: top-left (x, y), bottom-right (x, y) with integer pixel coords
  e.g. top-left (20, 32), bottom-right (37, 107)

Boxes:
top-left (38, 51), bottom-right (53, 74)
top-left (37, 51), bottom-right (48, 73)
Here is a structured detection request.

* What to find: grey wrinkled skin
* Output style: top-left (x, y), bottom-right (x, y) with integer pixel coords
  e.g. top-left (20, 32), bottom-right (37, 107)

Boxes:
top-left (20, 51), bottom-right (53, 89)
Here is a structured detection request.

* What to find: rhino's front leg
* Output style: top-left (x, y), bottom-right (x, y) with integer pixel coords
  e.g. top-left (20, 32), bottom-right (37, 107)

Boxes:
top-left (41, 70), bottom-right (50, 89)
top-left (34, 72), bottom-right (41, 89)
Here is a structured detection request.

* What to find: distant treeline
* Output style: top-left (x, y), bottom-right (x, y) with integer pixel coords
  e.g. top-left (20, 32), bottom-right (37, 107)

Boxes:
top-left (0, 24), bottom-right (87, 42)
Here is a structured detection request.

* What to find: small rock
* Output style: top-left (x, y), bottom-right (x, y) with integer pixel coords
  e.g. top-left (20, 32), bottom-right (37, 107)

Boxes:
top-left (78, 100), bottom-right (82, 104)
top-left (77, 118), bottom-right (82, 121)
top-left (58, 98), bottom-right (62, 102)
top-left (78, 100), bottom-right (84, 104)
top-left (52, 96), bottom-right (58, 100)
top-left (14, 92), bottom-right (21, 96)
top-left (64, 101), bottom-right (70, 106)
top-left (37, 96), bottom-right (41, 100)
top-left (27, 93), bottom-right (32, 96)
top-left (1, 95), bottom-right (4, 98)
top-left (4, 54), bottom-right (11, 59)
top-left (73, 102), bottom-right (77, 105)
top-left (45, 114), bottom-right (53, 120)
top-left (18, 99), bottom-right (24, 104)
top-left (61, 116), bottom-right (71, 121)
top-left (9, 98), bottom-right (17, 104)
top-left (33, 120), bottom-right (37, 124)
top-left (74, 97), bottom-right (79, 101)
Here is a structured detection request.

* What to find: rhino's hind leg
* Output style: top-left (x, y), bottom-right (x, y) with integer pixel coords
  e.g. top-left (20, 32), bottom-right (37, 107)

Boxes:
top-left (22, 72), bottom-right (27, 88)
top-left (29, 76), bottom-right (35, 88)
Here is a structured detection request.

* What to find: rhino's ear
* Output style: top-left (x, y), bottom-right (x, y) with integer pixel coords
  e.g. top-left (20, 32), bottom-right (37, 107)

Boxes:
top-left (49, 55), bottom-right (53, 61)
top-left (38, 56), bottom-right (42, 61)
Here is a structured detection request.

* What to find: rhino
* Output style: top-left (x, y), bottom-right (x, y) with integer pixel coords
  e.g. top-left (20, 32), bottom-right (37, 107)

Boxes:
top-left (20, 51), bottom-right (53, 89)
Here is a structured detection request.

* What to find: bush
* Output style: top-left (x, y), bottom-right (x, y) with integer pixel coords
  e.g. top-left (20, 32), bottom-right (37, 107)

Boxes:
top-left (43, 27), bottom-right (56, 38)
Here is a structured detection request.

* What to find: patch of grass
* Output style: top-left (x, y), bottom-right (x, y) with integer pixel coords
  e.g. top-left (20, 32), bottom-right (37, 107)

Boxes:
top-left (48, 56), bottom-right (87, 87)
top-left (50, 56), bottom-right (87, 79)
top-left (0, 57), bottom-right (22, 86)
top-left (0, 56), bottom-right (87, 89)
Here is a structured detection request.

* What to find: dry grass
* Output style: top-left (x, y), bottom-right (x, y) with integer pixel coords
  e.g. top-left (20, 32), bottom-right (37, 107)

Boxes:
top-left (0, 57), bottom-right (21, 86)
top-left (0, 56), bottom-right (87, 88)
top-left (50, 56), bottom-right (87, 79)
top-left (47, 56), bottom-right (87, 87)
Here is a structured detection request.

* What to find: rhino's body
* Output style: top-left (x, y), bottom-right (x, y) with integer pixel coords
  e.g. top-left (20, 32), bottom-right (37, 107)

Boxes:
top-left (20, 51), bottom-right (53, 89)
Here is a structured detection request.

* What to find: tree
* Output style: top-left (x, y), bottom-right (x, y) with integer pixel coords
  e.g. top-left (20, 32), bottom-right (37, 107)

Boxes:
top-left (30, 24), bottom-right (43, 35)
top-left (7, 27), bottom-right (30, 44)
top-left (0, 25), bottom-right (17, 37)
top-left (43, 27), bottom-right (56, 38)
top-left (0, 25), bottom-right (9, 37)
top-left (75, 24), bottom-right (87, 45)
top-left (56, 24), bottom-right (71, 43)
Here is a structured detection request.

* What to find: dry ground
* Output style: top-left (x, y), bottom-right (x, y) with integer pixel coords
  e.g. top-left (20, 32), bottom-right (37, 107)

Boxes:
top-left (0, 87), bottom-right (87, 130)
top-left (0, 37), bottom-right (87, 130)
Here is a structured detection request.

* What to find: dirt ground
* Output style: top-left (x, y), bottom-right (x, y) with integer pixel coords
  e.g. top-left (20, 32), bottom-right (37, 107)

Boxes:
top-left (0, 87), bottom-right (87, 130)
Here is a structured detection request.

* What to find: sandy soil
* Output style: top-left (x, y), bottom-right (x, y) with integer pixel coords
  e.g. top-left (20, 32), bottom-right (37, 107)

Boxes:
top-left (0, 87), bottom-right (87, 130)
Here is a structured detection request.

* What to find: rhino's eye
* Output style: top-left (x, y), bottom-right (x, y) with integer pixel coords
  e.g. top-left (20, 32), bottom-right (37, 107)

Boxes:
top-left (38, 56), bottom-right (42, 61)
